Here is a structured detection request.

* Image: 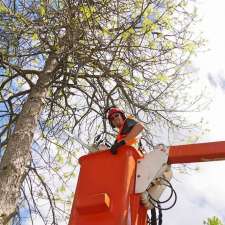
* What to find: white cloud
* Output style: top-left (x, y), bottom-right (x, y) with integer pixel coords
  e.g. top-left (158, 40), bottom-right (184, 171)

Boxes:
top-left (161, 1), bottom-right (225, 223)
top-left (163, 161), bottom-right (225, 224)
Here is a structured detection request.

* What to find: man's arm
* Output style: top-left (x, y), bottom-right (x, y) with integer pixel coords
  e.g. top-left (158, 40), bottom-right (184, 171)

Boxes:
top-left (123, 122), bottom-right (144, 143)
top-left (110, 120), bottom-right (144, 154)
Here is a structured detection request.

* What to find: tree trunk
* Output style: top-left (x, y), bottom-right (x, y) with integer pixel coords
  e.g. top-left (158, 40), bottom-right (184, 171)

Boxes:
top-left (0, 54), bottom-right (59, 225)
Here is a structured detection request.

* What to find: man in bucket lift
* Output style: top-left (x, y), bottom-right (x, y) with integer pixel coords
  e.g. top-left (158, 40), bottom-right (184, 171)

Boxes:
top-left (106, 107), bottom-right (144, 154)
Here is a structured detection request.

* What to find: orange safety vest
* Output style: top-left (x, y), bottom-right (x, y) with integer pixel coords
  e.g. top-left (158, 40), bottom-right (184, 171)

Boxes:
top-left (116, 116), bottom-right (140, 149)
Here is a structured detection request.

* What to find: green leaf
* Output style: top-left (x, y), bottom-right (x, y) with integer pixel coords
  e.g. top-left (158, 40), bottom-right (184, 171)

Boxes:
top-left (121, 31), bottom-right (130, 40)
top-left (102, 27), bottom-right (113, 37)
top-left (184, 41), bottom-right (196, 53)
top-left (0, 3), bottom-right (9, 13)
top-left (149, 42), bottom-right (157, 49)
top-left (134, 76), bottom-right (143, 83)
top-left (121, 28), bottom-right (135, 40)
top-left (56, 153), bottom-right (64, 163)
top-left (63, 172), bottom-right (70, 178)
top-left (163, 41), bottom-right (174, 50)
top-left (53, 167), bottom-right (60, 172)
top-left (143, 5), bottom-right (153, 18)
top-left (143, 17), bottom-right (153, 29)
top-left (204, 216), bottom-right (224, 225)
top-left (161, 16), bottom-right (172, 29)
top-left (15, 13), bottom-right (31, 25)
top-left (5, 69), bottom-right (11, 76)
top-left (122, 68), bottom-right (130, 76)
top-left (39, 5), bottom-right (46, 16)
top-left (59, 185), bottom-right (66, 193)
top-left (32, 33), bottom-right (39, 41)
top-left (71, 172), bottom-right (76, 178)
top-left (156, 74), bottom-right (168, 82)
top-left (142, 18), bottom-right (157, 33)
top-left (127, 83), bottom-right (135, 89)
top-left (179, 0), bottom-right (188, 7)
top-left (67, 157), bottom-right (73, 166)
top-left (52, 44), bottom-right (60, 52)
top-left (135, 0), bottom-right (143, 7)
top-left (80, 6), bottom-right (96, 19)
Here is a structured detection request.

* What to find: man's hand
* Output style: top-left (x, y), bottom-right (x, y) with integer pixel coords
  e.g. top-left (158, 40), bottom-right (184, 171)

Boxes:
top-left (110, 140), bottom-right (126, 155)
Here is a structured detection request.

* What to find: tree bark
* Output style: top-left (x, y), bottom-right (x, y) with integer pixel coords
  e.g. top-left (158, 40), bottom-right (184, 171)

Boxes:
top-left (0, 54), bottom-right (59, 225)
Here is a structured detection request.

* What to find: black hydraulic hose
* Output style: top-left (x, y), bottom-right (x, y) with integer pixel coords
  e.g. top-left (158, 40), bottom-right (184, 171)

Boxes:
top-left (147, 179), bottom-right (177, 210)
top-left (158, 203), bottom-right (163, 225)
top-left (151, 208), bottom-right (157, 225)
top-left (148, 189), bottom-right (177, 210)
top-left (147, 177), bottom-right (174, 204)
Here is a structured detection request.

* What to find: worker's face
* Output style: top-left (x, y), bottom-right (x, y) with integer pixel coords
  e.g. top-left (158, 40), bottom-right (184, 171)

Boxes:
top-left (110, 113), bottom-right (124, 128)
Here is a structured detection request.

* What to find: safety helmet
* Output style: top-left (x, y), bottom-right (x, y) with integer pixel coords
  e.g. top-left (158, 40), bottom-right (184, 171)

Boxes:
top-left (106, 107), bottom-right (126, 128)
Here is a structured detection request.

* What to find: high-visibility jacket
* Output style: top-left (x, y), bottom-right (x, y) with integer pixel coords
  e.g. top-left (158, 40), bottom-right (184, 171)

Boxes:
top-left (116, 116), bottom-right (141, 149)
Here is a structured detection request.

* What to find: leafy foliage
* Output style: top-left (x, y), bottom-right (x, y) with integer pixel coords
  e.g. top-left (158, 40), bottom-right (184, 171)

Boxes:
top-left (204, 216), bottom-right (224, 225)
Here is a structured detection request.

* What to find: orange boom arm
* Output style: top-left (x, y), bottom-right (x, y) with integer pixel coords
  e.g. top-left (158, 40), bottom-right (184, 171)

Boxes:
top-left (168, 141), bottom-right (225, 164)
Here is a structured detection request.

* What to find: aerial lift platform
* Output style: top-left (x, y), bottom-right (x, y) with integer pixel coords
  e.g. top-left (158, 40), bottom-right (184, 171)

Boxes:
top-left (68, 141), bottom-right (225, 225)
